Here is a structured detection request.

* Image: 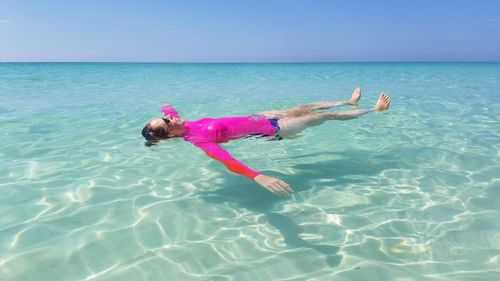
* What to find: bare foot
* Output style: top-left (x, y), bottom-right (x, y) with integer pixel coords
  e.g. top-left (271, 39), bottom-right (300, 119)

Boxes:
top-left (374, 93), bottom-right (391, 111)
top-left (349, 87), bottom-right (362, 106)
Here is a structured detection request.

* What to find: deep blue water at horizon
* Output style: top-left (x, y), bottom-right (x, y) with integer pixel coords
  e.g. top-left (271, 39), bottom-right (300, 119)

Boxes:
top-left (0, 62), bottom-right (499, 281)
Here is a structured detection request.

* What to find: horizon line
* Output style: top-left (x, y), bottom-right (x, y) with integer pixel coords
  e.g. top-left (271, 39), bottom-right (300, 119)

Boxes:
top-left (1, 60), bottom-right (500, 64)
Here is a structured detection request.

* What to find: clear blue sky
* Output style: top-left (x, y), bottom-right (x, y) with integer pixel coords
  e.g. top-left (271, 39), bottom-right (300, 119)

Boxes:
top-left (1, 0), bottom-right (499, 62)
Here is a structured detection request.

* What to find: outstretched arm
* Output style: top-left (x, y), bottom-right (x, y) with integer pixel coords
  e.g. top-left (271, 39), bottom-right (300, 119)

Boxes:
top-left (253, 174), bottom-right (293, 196)
top-left (161, 104), bottom-right (180, 119)
top-left (193, 141), bottom-right (259, 179)
top-left (191, 141), bottom-right (293, 195)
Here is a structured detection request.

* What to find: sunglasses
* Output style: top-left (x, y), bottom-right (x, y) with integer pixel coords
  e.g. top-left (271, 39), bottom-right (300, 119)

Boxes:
top-left (156, 118), bottom-right (171, 137)
top-left (142, 118), bottom-right (171, 142)
top-left (161, 117), bottom-right (170, 126)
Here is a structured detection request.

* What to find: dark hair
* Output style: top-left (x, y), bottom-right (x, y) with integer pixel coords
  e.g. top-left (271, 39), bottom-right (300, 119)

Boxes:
top-left (142, 118), bottom-right (171, 147)
top-left (142, 125), bottom-right (162, 147)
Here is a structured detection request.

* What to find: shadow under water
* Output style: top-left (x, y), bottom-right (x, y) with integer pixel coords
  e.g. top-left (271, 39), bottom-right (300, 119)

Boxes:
top-left (198, 148), bottom-right (406, 268)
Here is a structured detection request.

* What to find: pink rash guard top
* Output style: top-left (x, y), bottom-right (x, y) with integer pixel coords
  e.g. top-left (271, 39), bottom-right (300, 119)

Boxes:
top-left (161, 105), bottom-right (278, 180)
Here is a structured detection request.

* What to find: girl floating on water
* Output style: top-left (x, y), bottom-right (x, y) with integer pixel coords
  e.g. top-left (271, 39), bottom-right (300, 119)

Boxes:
top-left (142, 88), bottom-right (391, 196)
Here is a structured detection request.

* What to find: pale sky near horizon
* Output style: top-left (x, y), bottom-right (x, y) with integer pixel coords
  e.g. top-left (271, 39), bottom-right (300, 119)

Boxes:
top-left (1, 0), bottom-right (499, 62)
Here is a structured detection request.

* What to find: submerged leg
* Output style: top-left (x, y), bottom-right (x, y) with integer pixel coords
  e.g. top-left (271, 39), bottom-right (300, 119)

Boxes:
top-left (259, 87), bottom-right (362, 118)
top-left (277, 93), bottom-right (390, 137)
top-left (310, 87), bottom-right (362, 110)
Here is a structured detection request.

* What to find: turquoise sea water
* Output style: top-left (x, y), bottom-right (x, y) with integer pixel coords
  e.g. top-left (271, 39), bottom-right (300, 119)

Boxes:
top-left (0, 63), bottom-right (499, 281)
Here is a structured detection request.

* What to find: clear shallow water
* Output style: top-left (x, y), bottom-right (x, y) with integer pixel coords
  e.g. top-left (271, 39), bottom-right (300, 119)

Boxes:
top-left (0, 62), bottom-right (499, 281)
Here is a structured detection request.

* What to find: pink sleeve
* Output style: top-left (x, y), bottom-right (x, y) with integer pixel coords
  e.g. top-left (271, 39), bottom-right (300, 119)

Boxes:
top-left (161, 105), bottom-right (180, 118)
top-left (191, 141), bottom-right (261, 180)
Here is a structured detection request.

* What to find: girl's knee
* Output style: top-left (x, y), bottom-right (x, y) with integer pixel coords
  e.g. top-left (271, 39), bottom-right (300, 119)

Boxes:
top-left (318, 112), bottom-right (337, 119)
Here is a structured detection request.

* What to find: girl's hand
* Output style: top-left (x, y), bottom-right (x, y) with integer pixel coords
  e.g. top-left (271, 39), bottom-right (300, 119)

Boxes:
top-left (254, 174), bottom-right (293, 196)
